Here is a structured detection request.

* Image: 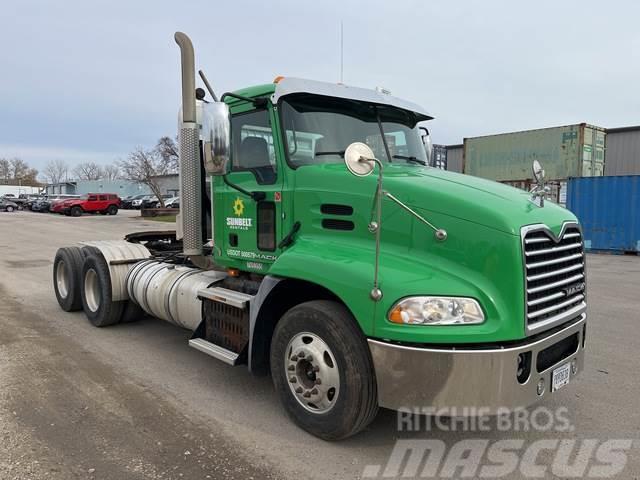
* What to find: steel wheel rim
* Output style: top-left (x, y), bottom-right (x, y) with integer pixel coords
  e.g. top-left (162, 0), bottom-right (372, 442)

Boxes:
top-left (56, 260), bottom-right (69, 299)
top-left (84, 269), bottom-right (101, 313)
top-left (285, 332), bottom-right (340, 414)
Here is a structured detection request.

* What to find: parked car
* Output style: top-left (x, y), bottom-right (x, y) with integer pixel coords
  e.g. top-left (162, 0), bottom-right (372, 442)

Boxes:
top-left (0, 198), bottom-right (18, 212)
top-left (61, 193), bottom-right (121, 216)
top-left (30, 198), bottom-right (50, 212)
top-left (121, 194), bottom-right (147, 209)
top-left (23, 195), bottom-right (46, 210)
top-left (131, 195), bottom-right (152, 209)
top-left (164, 196), bottom-right (180, 208)
top-left (47, 195), bottom-right (81, 212)
top-left (151, 194), bottom-right (175, 208)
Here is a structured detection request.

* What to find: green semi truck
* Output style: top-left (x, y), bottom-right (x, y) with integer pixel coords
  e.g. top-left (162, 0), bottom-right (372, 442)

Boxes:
top-left (52, 32), bottom-right (587, 440)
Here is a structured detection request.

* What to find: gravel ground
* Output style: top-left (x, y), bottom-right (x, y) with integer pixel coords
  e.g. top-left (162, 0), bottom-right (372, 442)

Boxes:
top-left (0, 209), bottom-right (638, 479)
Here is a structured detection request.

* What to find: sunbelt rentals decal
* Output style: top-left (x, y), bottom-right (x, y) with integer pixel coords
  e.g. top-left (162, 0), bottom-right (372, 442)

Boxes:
top-left (226, 197), bottom-right (253, 230)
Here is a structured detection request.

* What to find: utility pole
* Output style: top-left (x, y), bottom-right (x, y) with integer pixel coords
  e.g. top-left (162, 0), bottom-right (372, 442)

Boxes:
top-left (340, 21), bottom-right (344, 83)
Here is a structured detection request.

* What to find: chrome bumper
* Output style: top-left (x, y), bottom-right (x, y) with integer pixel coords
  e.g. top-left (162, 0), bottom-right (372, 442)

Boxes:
top-left (369, 315), bottom-right (586, 413)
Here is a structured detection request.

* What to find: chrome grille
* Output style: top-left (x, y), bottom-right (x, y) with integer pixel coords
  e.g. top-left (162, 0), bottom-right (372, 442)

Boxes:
top-left (523, 224), bottom-right (586, 333)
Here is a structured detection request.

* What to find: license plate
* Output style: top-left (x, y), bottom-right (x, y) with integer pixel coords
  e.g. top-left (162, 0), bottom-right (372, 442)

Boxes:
top-left (552, 363), bottom-right (571, 392)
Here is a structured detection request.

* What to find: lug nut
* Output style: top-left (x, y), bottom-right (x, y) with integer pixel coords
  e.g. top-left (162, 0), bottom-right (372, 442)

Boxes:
top-left (289, 377), bottom-right (297, 384)
top-left (290, 355), bottom-right (297, 362)
top-left (288, 365), bottom-right (295, 371)
top-left (298, 352), bottom-right (306, 358)
top-left (295, 387), bottom-right (303, 394)
top-left (315, 378), bottom-right (322, 385)
top-left (303, 391), bottom-right (311, 398)
top-left (310, 388), bottom-right (318, 395)
top-left (306, 355), bottom-right (314, 362)
top-left (312, 365), bottom-right (320, 372)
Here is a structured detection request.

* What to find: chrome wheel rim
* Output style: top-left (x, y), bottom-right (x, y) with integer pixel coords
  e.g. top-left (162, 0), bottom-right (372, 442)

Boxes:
top-left (56, 260), bottom-right (69, 299)
top-left (285, 332), bottom-right (340, 414)
top-left (84, 269), bottom-right (101, 312)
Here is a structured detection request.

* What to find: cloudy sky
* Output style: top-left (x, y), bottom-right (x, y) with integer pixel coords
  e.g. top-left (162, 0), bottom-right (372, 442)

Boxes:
top-left (1, 0), bottom-right (639, 173)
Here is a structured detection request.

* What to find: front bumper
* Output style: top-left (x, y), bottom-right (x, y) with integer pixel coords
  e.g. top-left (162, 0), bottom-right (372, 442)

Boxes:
top-left (369, 315), bottom-right (585, 413)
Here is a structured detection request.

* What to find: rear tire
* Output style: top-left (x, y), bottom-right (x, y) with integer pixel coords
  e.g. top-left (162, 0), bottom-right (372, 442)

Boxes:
top-left (107, 205), bottom-right (118, 215)
top-left (53, 246), bottom-right (85, 312)
top-left (6, 206), bottom-right (14, 212)
top-left (270, 300), bottom-right (378, 440)
top-left (81, 253), bottom-right (124, 327)
top-left (70, 206), bottom-right (82, 217)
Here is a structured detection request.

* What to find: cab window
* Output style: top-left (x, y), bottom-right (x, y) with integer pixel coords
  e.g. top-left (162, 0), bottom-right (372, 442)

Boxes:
top-left (231, 109), bottom-right (276, 185)
top-left (88, 195), bottom-right (98, 201)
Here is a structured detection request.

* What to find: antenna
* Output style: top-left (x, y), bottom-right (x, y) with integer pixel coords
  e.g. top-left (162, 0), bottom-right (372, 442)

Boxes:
top-left (340, 21), bottom-right (344, 83)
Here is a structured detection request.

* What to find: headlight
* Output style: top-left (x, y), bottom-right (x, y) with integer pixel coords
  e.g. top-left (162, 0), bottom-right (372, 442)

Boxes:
top-left (388, 296), bottom-right (485, 325)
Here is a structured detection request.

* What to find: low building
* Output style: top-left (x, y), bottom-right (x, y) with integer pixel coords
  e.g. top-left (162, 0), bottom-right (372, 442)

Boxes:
top-left (46, 180), bottom-right (151, 197)
top-left (150, 174), bottom-right (179, 197)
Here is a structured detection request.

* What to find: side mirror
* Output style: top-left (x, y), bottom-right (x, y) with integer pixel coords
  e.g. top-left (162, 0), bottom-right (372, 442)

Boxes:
top-left (201, 102), bottom-right (231, 176)
top-left (344, 142), bottom-right (376, 177)
top-left (420, 127), bottom-right (433, 166)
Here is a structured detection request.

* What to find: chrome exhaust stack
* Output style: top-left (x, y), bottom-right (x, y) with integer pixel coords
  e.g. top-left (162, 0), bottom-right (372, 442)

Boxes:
top-left (174, 32), bottom-right (203, 258)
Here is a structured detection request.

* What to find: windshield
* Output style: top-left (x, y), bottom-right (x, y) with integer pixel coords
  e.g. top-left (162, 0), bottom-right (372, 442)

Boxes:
top-left (280, 94), bottom-right (428, 167)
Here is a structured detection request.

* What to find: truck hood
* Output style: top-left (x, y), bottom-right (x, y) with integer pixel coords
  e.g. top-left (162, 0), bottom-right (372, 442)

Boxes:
top-left (382, 165), bottom-right (575, 236)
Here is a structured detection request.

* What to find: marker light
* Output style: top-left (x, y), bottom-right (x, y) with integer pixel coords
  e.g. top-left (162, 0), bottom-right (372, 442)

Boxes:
top-left (273, 76), bottom-right (285, 84)
top-left (389, 296), bottom-right (485, 325)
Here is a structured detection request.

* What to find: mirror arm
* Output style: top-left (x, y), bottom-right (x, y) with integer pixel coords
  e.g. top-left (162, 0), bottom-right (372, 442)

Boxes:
top-left (198, 70), bottom-right (218, 102)
top-left (220, 92), bottom-right (268, 108)
top-left (222, 175), bottom-right (266, 202)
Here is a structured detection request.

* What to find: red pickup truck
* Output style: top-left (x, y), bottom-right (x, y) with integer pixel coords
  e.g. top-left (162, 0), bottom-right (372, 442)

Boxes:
top-left (60, 193), bottom-right (121, 216)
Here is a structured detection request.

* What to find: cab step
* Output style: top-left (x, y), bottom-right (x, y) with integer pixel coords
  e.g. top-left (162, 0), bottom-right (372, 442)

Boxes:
top-left (197, 287), bottom-right (254, 309)
top-left (188, 338), bottom-right (239, 365)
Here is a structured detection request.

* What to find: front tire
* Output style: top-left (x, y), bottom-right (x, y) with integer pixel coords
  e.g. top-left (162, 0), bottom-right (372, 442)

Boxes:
top-left (107, 205), bottom-right (118, 215)
top-left (70, 206), bottom-right (82, 217)
top-left (270, 300), bottom-right (378, 440)
top-left (6, 206), bottom-right (14, 212)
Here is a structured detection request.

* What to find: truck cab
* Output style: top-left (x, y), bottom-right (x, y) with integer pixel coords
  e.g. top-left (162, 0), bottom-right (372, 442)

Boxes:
top-left (52, 33), bottom-right (586, 441)
top-left (209, 76), bottom-right (586, 416)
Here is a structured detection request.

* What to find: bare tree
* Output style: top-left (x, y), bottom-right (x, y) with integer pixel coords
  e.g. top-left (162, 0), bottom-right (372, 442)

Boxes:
top-left (43, 159), bottom-right (69, 184)
top-left (156, 136), bottom-right (179, 172)
top-left (0, 157), bottom-right (39, 185)
top-left (0, 158), bottom-right (9, 184)
top-left (119, 147), bottom-right (170, 207)
top-left (102, 164), bottom-right (121, 181)
top-left (10, 158), bottom-right (30, 180)
top-left (73, 161), bottom-right (103, 181)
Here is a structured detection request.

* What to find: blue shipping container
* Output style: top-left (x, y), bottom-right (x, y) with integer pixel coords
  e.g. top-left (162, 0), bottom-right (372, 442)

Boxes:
top-left (566, 175), bottom-right (640, 253)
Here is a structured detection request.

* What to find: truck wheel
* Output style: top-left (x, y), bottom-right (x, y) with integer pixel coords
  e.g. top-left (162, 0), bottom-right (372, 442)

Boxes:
top-left (107, 205), bottom-right (118, 215)
top-left (70, 206), bottom-right (83, 217)
top-left (81, 253), bottom-right (124, 327)
top-left (6, 206), bottom-right (14, 212)
top-left (53, 246), bottom-right (85, 312)
top-left (270, 300), bottom-right (378, 440)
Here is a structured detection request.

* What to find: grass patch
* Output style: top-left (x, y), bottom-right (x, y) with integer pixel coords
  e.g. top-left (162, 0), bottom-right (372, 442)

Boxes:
top-left (149, 215), bottom-right (177, 223)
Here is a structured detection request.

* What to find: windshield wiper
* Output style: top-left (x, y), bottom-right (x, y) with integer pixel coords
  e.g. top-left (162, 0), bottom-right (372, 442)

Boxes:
top-left (315, 150), bottom-right (345, 157)
top-left (392, 155), bottom-right (427, 166)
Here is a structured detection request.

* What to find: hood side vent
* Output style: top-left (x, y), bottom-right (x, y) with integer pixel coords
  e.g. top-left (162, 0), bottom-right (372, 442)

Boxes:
top-left (321, 204), bottom-right (353, 216)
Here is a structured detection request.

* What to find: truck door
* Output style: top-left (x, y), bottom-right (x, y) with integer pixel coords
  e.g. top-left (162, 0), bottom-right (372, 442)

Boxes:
top-left (218, 106), bottom-right (284, 272)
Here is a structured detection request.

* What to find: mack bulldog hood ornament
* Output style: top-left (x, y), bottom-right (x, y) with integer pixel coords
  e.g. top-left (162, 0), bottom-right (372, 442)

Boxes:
top-left (530, 160), bottom-right (550, 207)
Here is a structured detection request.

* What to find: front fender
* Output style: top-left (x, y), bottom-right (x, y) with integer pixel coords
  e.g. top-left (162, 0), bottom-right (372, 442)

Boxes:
top-left (268, 237), bottom-right (377, 335)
